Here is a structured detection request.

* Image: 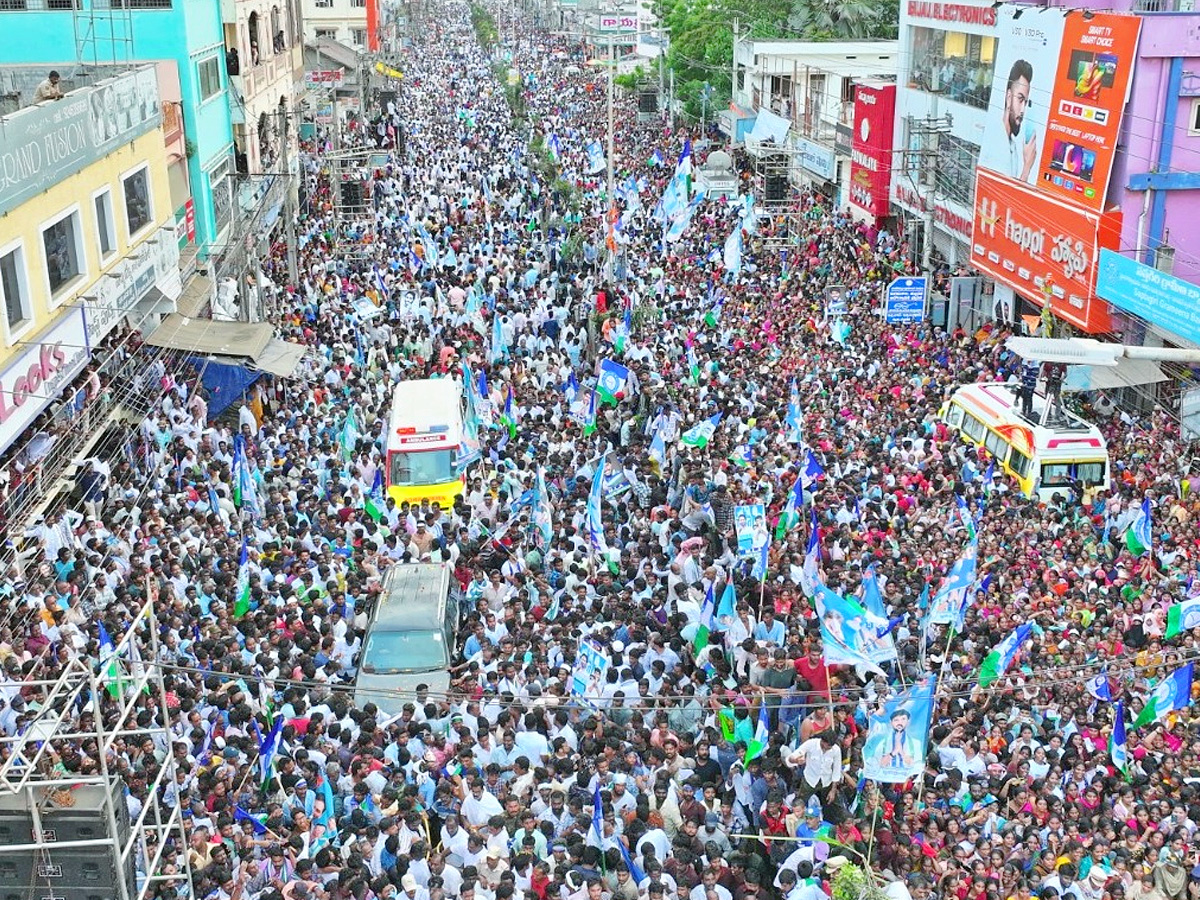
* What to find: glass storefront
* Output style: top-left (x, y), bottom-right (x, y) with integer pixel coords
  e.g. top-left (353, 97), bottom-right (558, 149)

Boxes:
top-left (908, 27), bottom-right (997, 110)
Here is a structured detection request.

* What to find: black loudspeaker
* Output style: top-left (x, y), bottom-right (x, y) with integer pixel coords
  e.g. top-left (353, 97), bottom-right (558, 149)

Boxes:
top-left (637, 90), bottom-right (657, 113)
top-left (340, 179), bottom-right (364, 207)
top-left (765, 173), bottom-right (788, 201)
top-left (0, 785), bottom-right (135, 900)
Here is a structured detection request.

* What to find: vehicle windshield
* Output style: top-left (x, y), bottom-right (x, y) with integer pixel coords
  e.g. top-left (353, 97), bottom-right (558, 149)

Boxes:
top-left (1041, 461), bottom-right (1106, 487)
top-left (361, 629), bottom-right (448, 674)
top-left (390, 450), bottom-right (454, 486)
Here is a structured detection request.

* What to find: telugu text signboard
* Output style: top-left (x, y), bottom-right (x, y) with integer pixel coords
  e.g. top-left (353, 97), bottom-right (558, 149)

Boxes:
top-left (970, 168), bottom-right (1120, 333)
top-left (1096, 249), bottom-right (1200, 347)
top-left (885, 277), bottom-right (928, 323)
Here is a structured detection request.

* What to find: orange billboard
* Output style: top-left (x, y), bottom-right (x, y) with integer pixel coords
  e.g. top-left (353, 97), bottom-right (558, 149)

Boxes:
top-left (1035, 12), bottom-right (1141, 211)
top-left (970, 169), bottom-right (1122, 333)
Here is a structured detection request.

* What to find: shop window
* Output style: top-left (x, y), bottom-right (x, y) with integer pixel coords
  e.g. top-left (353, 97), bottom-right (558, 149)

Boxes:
top-left (0, 242), bottom-right (31, 339)
top-left (42, 208), bottom-right (85, 300)
top-left (908, 26), bottom-right (996, 112)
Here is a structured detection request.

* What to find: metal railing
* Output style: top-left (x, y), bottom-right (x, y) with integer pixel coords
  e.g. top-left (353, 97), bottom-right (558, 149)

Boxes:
top-left (0, 344), bottom-right (162, 535)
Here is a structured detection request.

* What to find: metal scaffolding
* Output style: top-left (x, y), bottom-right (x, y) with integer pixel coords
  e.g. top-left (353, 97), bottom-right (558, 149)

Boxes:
top-left (72, 0), bottom-right (137, 72)
top-left (753, 147), bottom-right (804, 251)
top-left (0, 597), bottom-right (191, 900)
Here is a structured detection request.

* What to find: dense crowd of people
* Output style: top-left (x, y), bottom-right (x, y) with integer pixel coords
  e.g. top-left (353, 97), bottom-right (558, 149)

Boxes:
top-left (5, 4), bottom-right (1200, 900)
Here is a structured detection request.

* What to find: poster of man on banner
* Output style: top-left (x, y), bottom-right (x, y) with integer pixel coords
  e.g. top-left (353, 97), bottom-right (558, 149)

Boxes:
top-left (570, 639), bottom-right (610, 710)
top-left (862, 678), bottom-right (937, 783)
top-left (734, 502), bottom-right (768, 557)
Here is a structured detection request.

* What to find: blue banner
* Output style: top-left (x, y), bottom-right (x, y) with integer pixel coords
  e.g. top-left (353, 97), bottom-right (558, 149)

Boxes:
top-left (862, 678), bottom-right (937, 783)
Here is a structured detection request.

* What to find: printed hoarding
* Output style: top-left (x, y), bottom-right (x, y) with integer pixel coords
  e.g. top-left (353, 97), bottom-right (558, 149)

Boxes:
top-left (0, 65), bottom-right (160, 219)
top-left (970, 168), bottom-right (1120, 333)
top-left (597, 13), bottom-right (638, 34)
top-left (978, 6), bottom-right (1068, 187)
top-left (978, 6), bottom-right (1139, 211)
top-left (795, 137), bottom-right (836, 181)
top-left (1035, 13), bottom-right (1141, 211)
top-left (849, 83), bottom-right (896, 220)
top-left (1096, 249), bottom-right (1200, 347)
top-left (0, 308), bottom-right (90, 455)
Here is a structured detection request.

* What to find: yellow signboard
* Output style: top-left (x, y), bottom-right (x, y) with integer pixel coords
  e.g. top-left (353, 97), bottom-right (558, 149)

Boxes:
top-left (374, 61), bottom-right (404, 80)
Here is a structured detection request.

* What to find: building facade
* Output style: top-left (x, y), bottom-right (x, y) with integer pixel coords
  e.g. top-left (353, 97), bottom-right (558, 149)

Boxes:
top-left (302, 0), bottom-right (370, 48)
top-left (891, 0), bottom-right (1200, 344)
top-left (0, 0), bottom-right (235, 251)
top-left (731, 40), bottom-right (898, 211)
top-left (0, 65), bottom-right (179, 455)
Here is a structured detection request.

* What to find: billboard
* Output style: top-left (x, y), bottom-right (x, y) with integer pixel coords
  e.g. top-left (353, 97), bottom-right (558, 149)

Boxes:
top-left (849, 83), bottom-right (896, 220)
top-left (1096, 249), bottom-right (1200, 347)
top-left (970, 168), bottom-right (1121, 333)
top-left (978, 6), bottom-right (1140, 210)
top-left (0, 308), bottom-right (90, 456)
top-left (1035, 13), bottom-right (1141, 210)
top-left (978, 6), bottom-right (1067, 187)
top-left (0, 65), bottom-right (161, 219)
top-left (597, 13), bottom-right (638, 34)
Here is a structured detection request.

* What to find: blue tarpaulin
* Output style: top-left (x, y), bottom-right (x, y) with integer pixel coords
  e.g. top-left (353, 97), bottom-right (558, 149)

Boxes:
top-left (189, 358), bottom-right (261, 417)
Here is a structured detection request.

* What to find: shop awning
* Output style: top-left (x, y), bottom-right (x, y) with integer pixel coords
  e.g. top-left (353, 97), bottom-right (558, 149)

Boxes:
top-left (253, 339), bottom-right (308, 377)
top-left (748, 109), bottom-right (790, 145)
top-left (175, 274), bottom-right (213, 318)
top-left (1065, 358), bottom-right (1169, 392)
top-left (144, 315), bottom-right (274, 360)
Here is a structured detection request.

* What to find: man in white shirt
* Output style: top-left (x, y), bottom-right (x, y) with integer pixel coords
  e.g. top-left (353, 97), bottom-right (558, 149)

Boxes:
top-left (785, 732), bottom-right (843, 805)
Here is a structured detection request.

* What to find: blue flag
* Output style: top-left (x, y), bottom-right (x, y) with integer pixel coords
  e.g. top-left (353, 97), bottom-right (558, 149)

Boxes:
top-left (235, 806), bottom-right (267, 835)
top-left (617, 837), bottom-right (645, 882)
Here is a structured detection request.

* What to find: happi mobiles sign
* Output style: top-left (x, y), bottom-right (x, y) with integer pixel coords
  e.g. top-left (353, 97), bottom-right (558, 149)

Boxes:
top-left (970, 168), bottom-right (1120, 333)
top-left (0, 307), bottom-right (90, 454)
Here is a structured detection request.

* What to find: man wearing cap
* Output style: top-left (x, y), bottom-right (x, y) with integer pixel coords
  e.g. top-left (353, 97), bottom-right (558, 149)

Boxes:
top-left (401, 873), bottom-right (431, 900)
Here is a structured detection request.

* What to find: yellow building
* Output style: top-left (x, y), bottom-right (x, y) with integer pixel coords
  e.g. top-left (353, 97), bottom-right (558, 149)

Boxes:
top-left (0, 64), bottom-right (179, 454)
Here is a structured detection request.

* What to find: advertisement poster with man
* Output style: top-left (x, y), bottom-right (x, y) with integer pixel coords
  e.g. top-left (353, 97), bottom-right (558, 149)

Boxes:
top-left (862, 678), bottom-right (937, 783)
top-left (734, 502), bottom-right (768, 557)
top-left (978, 7), bottom-right (1068, 186)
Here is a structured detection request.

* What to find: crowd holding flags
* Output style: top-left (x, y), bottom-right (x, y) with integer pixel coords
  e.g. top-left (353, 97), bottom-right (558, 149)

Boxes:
top-left (681, 413), bottom-right (721, 449)
top-left (1126, 497), bottom-right (1153, 557)
top-left (234, 536), bottom-right (253, 618)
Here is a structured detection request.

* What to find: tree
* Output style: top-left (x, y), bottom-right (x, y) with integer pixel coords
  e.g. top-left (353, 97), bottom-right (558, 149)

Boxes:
top-left (659, 0), bottom-right (793, 122)
top-left (787, 0), bottom-right (896, 39)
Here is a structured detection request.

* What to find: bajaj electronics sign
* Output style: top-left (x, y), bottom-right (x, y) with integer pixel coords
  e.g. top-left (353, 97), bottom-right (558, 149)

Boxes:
top-left (970, 168), bottom-right (1121, 333)
top-left (977, 6), bottom-right (1141, 212)
top-left (0, 308), bottom-right (90, 455)
top-left (849, 83), bottom-right (896, 220)
top-left (0, 65), bottom-right (161, 219)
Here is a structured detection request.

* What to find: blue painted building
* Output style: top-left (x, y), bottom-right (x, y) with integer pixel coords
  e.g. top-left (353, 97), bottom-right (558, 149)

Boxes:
top-left (0, 0), bottom-right (235, 250)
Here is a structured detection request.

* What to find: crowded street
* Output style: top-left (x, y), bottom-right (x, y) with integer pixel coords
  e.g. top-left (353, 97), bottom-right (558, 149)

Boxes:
top-left (6, 3), bottom-right (1200, 900)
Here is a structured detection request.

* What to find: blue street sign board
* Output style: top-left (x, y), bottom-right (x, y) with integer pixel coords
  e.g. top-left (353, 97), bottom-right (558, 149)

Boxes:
top-left (885, 277), bottom-right (927, 323)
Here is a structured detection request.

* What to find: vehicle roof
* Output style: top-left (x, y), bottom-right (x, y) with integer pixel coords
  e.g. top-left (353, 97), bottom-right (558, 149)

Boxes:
top-left (372, 563), bottom-right (452, 631)
top-left (386, 378), bottom-right (463, 452)
top-left (948, 382), bottom-right (1107, 452)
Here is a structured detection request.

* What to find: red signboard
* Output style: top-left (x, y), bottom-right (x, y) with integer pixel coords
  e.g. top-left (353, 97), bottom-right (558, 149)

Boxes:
top-left (970, 168), bottom-right (1121, 333)
top-left (849, 83), bottom-right (896, 222)
top-left (366, 0), bottom-right (380, 51)
top-left (1035, 12), bottom-right (1142, 211)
